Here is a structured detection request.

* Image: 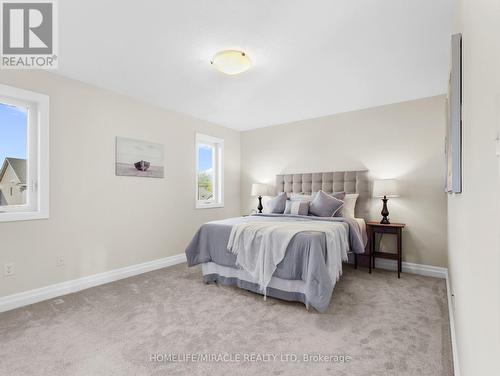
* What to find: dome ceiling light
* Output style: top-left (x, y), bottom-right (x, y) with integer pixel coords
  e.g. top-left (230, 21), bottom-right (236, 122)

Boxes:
top-left (210, 50), bottom-right (251, 75)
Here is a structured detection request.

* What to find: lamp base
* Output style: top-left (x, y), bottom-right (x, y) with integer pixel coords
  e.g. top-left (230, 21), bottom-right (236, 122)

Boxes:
top-left (257, 196), bottom-right (263, 213)
top-left (380, 196), bottom-right (390, 224)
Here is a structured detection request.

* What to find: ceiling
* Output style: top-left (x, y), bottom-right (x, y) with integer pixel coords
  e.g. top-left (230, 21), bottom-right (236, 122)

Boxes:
top-left (58, 0), bottom-right (453, 130)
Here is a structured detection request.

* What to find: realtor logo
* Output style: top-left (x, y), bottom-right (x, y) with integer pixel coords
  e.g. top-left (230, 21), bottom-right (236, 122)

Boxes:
top-left (1, 0), bottom-right (58, 69)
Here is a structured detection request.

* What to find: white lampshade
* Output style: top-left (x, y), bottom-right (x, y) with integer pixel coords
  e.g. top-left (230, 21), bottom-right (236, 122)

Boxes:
top-left (251, 183), bottom-right (269, 196)
top-left (211, 50), bottom-right (252, 75)
top-left (373, 179), bottom-right (399, 198)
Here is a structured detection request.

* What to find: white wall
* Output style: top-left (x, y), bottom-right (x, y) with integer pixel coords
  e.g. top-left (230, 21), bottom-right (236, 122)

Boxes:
top-left (0, 71), bottom-right (240, 297)
top-left (241, 96), bottom-right (448, 267)
top-left (448, 1), bottom-right (500, 375)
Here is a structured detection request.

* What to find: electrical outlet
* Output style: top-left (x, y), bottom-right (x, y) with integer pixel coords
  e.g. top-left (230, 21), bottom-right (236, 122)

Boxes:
top-left (4, 263), bottom-right (14, 276)
top-left (56, 256), bottom-right (65, 267)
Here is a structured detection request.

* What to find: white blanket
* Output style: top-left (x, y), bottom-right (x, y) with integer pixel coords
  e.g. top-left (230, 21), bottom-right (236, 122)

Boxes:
top-left (227, 221), bottom-right (349, 295)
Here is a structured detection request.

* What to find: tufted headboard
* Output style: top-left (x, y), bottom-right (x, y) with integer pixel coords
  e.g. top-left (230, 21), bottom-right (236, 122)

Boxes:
top-left (275, 171), bottom-right (371, 219)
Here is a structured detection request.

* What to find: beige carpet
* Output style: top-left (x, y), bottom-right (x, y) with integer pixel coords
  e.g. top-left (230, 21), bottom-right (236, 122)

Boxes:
top-left (0, 263), bottom-right (453, 376)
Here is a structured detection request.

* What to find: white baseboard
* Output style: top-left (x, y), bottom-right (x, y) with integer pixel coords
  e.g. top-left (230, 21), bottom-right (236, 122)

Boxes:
top-left (373, 258), bottom-right (448, 279)
top-left (0, 253), bottom-right (187, 313)
top-left (445, 271), bottom-right (461, 376)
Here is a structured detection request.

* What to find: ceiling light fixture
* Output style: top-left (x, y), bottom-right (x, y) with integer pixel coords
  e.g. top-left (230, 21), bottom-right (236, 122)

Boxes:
top-left (210, 50), bottom-right (251, 75)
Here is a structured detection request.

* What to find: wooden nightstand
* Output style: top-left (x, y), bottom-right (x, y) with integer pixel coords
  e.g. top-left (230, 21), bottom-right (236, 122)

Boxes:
top-left (366, 221), bottom-right (406, 278)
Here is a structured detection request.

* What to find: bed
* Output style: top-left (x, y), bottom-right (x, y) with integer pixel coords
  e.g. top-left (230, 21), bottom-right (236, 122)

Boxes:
top-left (185, 171), bottom-right (371, 312)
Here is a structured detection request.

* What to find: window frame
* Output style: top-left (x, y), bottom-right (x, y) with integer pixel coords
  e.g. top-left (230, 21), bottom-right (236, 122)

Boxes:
top-left (0, 84), bottom-right (49, 222)
top-left (195, 133), bottom-right (224, 209)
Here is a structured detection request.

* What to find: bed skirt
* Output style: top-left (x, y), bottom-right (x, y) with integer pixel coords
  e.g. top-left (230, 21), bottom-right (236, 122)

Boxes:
top-left (201, 262), bottom-right (320, 312)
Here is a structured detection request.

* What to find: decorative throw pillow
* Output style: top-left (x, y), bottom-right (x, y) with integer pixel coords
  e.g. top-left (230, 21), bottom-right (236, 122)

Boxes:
top-left (309, 190), bottom-right (344, 217)
top-left (331, 191), bottom-right (346, 201)
top-left (267, 192), bottom-right (287, 214)
top-left (290, 191), bottom-right (344, 201)
top-left (339, 193), bottom-right (359, 218)
top-left (284, 200), bottom-right (310, 215)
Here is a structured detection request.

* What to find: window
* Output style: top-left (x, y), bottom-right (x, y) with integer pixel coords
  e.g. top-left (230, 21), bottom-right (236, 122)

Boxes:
top-left (0, 84), bottom-right (49, 222)
top-left (195, 133), bottom-right (223, 208)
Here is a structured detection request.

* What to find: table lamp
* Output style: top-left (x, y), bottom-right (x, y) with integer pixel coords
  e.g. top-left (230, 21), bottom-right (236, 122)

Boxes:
top-left (251, 183), bottom-right (269, 213)
top-left (373, 179), bottom-right (399, 224)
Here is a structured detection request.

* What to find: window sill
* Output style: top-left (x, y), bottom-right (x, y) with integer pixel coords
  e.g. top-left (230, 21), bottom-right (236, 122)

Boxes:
top-left (196, 202), bottom-right (224, 209)
top-left (0, 210), bottom-right (49, 222)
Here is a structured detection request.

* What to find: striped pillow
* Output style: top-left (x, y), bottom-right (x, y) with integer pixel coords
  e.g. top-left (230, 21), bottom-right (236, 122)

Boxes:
top-left (284, 200), bottom-right (310, 215)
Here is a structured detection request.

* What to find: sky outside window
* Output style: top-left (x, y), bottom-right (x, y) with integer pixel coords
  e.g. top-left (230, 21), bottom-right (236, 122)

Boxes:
top-left (198, 144), bottom-right (214, 200)
top-left (0, 102), bottom-right (28, 163)
top-left (198, 144), bottom-right (213, 173)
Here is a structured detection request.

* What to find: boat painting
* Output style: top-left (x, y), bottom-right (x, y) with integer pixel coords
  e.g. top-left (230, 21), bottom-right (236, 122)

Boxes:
top-left (134, 160), bottom-right (150, 171)
top-left (116, 137), bottom-right (164, 178)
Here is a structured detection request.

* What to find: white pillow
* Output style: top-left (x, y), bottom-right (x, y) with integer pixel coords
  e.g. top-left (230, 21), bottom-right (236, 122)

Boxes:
top-left (341, 193), bottom-right (359, 218)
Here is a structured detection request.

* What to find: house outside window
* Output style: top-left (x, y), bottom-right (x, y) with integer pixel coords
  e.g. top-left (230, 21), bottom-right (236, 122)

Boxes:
top-left (0, 84), bottom-right (49, 222)
top-left (195, 133), bottom-right (224, 209)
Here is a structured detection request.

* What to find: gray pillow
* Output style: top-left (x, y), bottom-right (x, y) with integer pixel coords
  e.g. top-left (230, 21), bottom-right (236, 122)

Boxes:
top-left (310, 191), bottom-right (345, 199)
top-left (309, 190), bottom-right (344, 217)
top-left (331, 191), bottom-right (346, 217)
top-left (331, 191), bottom-right (346, 201)
top-left (267, 192), bottom-right (287, 214)
top-left (284, 200), bottom-right (310, 215)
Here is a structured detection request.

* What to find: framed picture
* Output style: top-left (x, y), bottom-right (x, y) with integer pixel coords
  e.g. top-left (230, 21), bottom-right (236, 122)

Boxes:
top-left (445, 33), bottom-right (462, 193)
top-left (115, 137), bottom-right (164, 178)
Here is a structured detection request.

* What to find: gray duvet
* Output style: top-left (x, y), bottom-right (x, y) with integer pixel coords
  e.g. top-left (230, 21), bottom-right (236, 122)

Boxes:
top-left (185, 214), bottom-right (366, 312)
